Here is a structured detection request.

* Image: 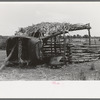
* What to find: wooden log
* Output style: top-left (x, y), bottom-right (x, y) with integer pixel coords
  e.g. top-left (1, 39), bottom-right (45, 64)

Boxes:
top-left (0, 44), bottom-right (17, 70)
top-left (72, 57), bottom-right (99, 63)
top-left (42, 30), bottom-right (68, 41)
top-left (71, 48), bottom-right (88, 50)
top-left (75, 45), bottom-right (100, 47)
top-left (72, 59), bottom-right (85, 63)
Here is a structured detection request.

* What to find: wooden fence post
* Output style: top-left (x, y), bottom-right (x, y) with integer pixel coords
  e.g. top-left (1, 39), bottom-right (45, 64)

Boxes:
top-left (88, 23), bottom-right (91, 45)
top-left (63, 29), bottom-right (67, 65)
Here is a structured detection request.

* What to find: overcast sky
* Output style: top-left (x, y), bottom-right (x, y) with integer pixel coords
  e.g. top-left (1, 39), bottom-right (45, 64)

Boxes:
top-left (0, 2), bottom-right (100, 36)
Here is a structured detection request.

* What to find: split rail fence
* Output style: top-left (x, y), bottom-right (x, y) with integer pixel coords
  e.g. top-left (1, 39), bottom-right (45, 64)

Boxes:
top-left (42, 37), bottom-right (100, 64)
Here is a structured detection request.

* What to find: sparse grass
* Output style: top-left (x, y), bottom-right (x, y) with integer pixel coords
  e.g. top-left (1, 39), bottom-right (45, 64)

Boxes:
top-left (0, 50), bottom-right (100, 80)
top-left (79, 70), bottom-right (86, 80)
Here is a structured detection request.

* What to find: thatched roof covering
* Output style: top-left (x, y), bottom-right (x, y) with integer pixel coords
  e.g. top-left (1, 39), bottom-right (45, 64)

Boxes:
top-left (15, 22), bottom-right (91, 37)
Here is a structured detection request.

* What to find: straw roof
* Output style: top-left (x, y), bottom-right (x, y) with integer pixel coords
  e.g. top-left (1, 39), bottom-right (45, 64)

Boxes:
top-left (15, 22), bottom-right (91, 36)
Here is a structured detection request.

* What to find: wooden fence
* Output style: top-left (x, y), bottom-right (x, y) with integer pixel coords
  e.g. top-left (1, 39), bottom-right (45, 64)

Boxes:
top-left (70, 44), bottom-right (100, 63)
top-left (42, 37), bottom-right (100, 64)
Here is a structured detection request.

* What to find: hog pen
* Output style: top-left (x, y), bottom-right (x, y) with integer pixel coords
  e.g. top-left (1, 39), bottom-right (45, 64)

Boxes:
top-left (42, 23), bottom-right (100, 64)
top-left (1, 22), bottom-right (100, 69)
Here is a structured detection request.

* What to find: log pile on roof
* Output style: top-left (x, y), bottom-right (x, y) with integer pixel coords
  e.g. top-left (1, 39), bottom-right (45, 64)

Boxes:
top-left (15, 22), bottom-right (91, 36)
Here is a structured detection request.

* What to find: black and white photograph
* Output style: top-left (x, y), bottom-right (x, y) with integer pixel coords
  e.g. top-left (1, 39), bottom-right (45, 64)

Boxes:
top-left (0, 2), bottom-right (100, 81)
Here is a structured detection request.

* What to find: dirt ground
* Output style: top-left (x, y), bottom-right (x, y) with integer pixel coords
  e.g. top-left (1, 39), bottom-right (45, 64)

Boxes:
top-left (0, 50), bottom-right (100, 81)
